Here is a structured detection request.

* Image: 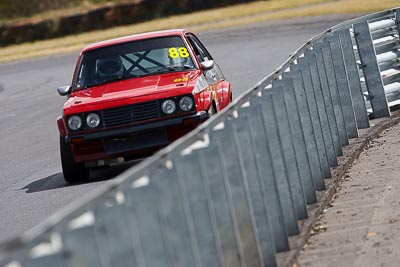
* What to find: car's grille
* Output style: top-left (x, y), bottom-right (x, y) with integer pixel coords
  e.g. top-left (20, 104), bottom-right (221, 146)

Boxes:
top-left (102, 100), bottom-right (160, 127)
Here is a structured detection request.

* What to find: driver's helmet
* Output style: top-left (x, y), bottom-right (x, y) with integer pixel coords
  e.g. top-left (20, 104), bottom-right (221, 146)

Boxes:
top-left (96, 56), bottom-right (123, 80)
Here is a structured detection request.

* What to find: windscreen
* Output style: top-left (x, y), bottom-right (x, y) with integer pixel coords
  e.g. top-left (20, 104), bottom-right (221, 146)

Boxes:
top-left (73, 36), bottom-right (196, 90)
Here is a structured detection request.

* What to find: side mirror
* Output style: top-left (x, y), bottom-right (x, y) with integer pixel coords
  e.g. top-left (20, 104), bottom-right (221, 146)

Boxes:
top-left (57, 86), bottom-right (71, 96)
top-left (200, 60), bottom-right (214, 71)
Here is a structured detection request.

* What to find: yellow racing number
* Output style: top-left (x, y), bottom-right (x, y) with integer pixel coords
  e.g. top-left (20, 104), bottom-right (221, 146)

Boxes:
top-left (169, 47), bottom-right (189, 58)
top-left (178, 47), bottom-right (189, 58)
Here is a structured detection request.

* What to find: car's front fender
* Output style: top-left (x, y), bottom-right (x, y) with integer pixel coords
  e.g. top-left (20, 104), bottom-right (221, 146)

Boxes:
top-left (217, 81), bottom-right (232, 110)
top-left (199, 89), bottom-right (213, 111)
top-left (57, 116), bottom-right (67, 137)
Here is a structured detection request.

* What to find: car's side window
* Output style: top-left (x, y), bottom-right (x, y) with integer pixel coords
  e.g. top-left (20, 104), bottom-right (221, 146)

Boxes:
top-left (76, 65), bottom-right (86, 89)
top-left (186, 34), bottom-right (213, 63)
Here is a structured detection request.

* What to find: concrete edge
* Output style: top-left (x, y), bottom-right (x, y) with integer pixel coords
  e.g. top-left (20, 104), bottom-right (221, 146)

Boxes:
top-left (276, 110), bottom-right (400, 267)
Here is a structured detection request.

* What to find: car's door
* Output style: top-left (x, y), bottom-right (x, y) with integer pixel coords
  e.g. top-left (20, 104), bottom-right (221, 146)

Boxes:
top-left (185, 33), bottom-right (228, 111)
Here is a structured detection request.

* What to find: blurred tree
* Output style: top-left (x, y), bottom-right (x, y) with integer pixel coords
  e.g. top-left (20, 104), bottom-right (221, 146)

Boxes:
top-left (0, 0), bottom-right (256, 20)
top-left (0, 0), bottom-right (82, 19)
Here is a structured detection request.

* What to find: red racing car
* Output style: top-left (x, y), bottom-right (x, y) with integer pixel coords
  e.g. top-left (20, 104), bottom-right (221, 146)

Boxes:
top-left (56, 29), bottom-right (232, 183)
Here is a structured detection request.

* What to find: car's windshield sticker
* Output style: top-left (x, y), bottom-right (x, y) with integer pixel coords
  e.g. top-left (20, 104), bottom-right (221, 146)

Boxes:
top-left (168, 47), bottom-right (190, 59)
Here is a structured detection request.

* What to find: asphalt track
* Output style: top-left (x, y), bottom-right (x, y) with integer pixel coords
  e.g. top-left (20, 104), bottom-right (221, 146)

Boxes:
top-left (0, 14), bottom-right (356, 244)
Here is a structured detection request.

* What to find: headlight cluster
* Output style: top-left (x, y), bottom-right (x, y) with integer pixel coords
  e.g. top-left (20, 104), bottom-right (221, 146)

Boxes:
top-left (67, 116), bottom-right (82, 131)
top-left (67, 113), bottom-right (101, 131)
top-left (86, 113), bottom-right (101, 128)
top-left (161, 95), bottom-right (194, 115)
top-left (161, 99), bottom-right (176, 115)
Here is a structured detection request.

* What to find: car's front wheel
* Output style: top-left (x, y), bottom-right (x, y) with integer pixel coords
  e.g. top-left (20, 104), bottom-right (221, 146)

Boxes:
top-left (208, 102), bottom-right (217, 117)
top-left (60, 136), bottom-right (90, 183)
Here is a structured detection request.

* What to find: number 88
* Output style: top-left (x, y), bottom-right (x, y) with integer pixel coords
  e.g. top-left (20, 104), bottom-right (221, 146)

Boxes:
top-left (169, 47), bottom-right (189, 58)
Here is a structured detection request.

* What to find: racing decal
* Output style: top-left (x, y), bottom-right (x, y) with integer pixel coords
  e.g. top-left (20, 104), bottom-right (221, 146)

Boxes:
top-left (174, 77), bottom-right (189, 83)
top-left (168, 47), bottom-right (190, 58)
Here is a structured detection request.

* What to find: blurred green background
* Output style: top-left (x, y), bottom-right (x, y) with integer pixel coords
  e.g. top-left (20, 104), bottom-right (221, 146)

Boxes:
top-left (0, 0), bottom-right (123, 19)
top-left (0, 0), bottom-right (257, 21)
top-left (0, 0), bottom-right (260, 47)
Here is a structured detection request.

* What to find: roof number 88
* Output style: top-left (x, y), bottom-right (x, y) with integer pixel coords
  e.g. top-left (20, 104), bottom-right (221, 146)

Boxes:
top-left (169, 47), bottom-right (189, 58)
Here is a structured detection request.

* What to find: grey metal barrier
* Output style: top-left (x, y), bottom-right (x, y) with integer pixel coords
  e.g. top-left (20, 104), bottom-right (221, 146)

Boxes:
top-left (352, 9), bottom-right (400, 117)
top-left (1, 7), bottom-right (399, 267)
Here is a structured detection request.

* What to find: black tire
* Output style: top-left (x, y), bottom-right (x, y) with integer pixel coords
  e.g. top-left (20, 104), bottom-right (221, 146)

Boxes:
top-left (60, 136), bottom-right (90, 183)
top-left (208, 102), bottom-right (217, 117)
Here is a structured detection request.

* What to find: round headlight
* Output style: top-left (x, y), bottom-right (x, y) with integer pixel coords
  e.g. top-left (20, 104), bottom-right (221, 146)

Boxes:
top-left (86, 113), bottom-right (100, 128)
top-left (161, 99), bottom-right (176, 115)
top-left (179, 96), bottom-right (194, 111)
top-left (68, 115), bottom-right (82, 131)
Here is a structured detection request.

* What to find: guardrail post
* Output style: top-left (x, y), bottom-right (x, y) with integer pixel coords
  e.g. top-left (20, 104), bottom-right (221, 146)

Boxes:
top-left (197, 144), bottom-right (242, 267)
top-left (353, 21), bottom-right (391, 118)
top-left (94, 204), bottom-right (137, 267)
top-left (61, 224), bottom-right (104, 267)
top-left (271, 79), bottom-right (314, 208)
top-left (286, 66), bottom-right (325, 191)
top-left (209, 126), bottom-right (261, 266)
top-left (231, 112), bottom-right (277, 266)
top-left (173, 153), bottom-right (220, 266)
top-left (279, 76), bottom-right (317, 204)
top-left (238, 104), bottom-right (290, 253)
top-left (256, 93), bottom-right (299, 235)
top-left (311, 44), bottom-right (343, 157)
top-left (319, 42), bottom-right (349, 146)
top-left (22, 252), bottom-right (63, 267)
top-left (149, 167), bottom-right (197, 266)
top-left (303, 52), bottom-right (337, 167)
top-left (327, 34), bottom-right (359, 138)
top-left (297, 58), bottom-right (331, 179)
top-left (123, 184), bottom-right (169, 267)
top-left (336, 28), bottom-right (370, 129)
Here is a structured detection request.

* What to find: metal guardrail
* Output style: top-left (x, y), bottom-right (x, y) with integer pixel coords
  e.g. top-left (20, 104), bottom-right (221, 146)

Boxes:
top-left (353, 11), bottom-right (400, 116)
top-left (1, 7), bottom-right (399, 267)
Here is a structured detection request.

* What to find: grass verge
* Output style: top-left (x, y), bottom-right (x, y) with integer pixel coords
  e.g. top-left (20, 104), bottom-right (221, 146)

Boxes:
top-left (0, 0), bottom-right (398, 63)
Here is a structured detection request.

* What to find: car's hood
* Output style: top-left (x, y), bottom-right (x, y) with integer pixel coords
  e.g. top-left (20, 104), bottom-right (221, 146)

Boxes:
top-left (64, 71), bottom-right (200, 114)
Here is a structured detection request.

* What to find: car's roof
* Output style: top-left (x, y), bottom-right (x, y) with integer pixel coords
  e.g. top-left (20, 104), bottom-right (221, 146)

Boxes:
top-left (82, 29), bottom-right (189, 52)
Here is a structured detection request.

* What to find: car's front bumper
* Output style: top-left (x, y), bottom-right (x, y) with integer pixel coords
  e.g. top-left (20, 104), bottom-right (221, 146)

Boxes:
top-left (66, 111), bottom-right (208, 163)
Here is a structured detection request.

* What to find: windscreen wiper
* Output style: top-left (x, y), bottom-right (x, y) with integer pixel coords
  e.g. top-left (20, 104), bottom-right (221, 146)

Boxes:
top-left (82, 77), bottom-right (125, 89)
top-left (136, 66), bottom-right (193, 77)
top-left (166, 65), bottom-right (194, 71)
